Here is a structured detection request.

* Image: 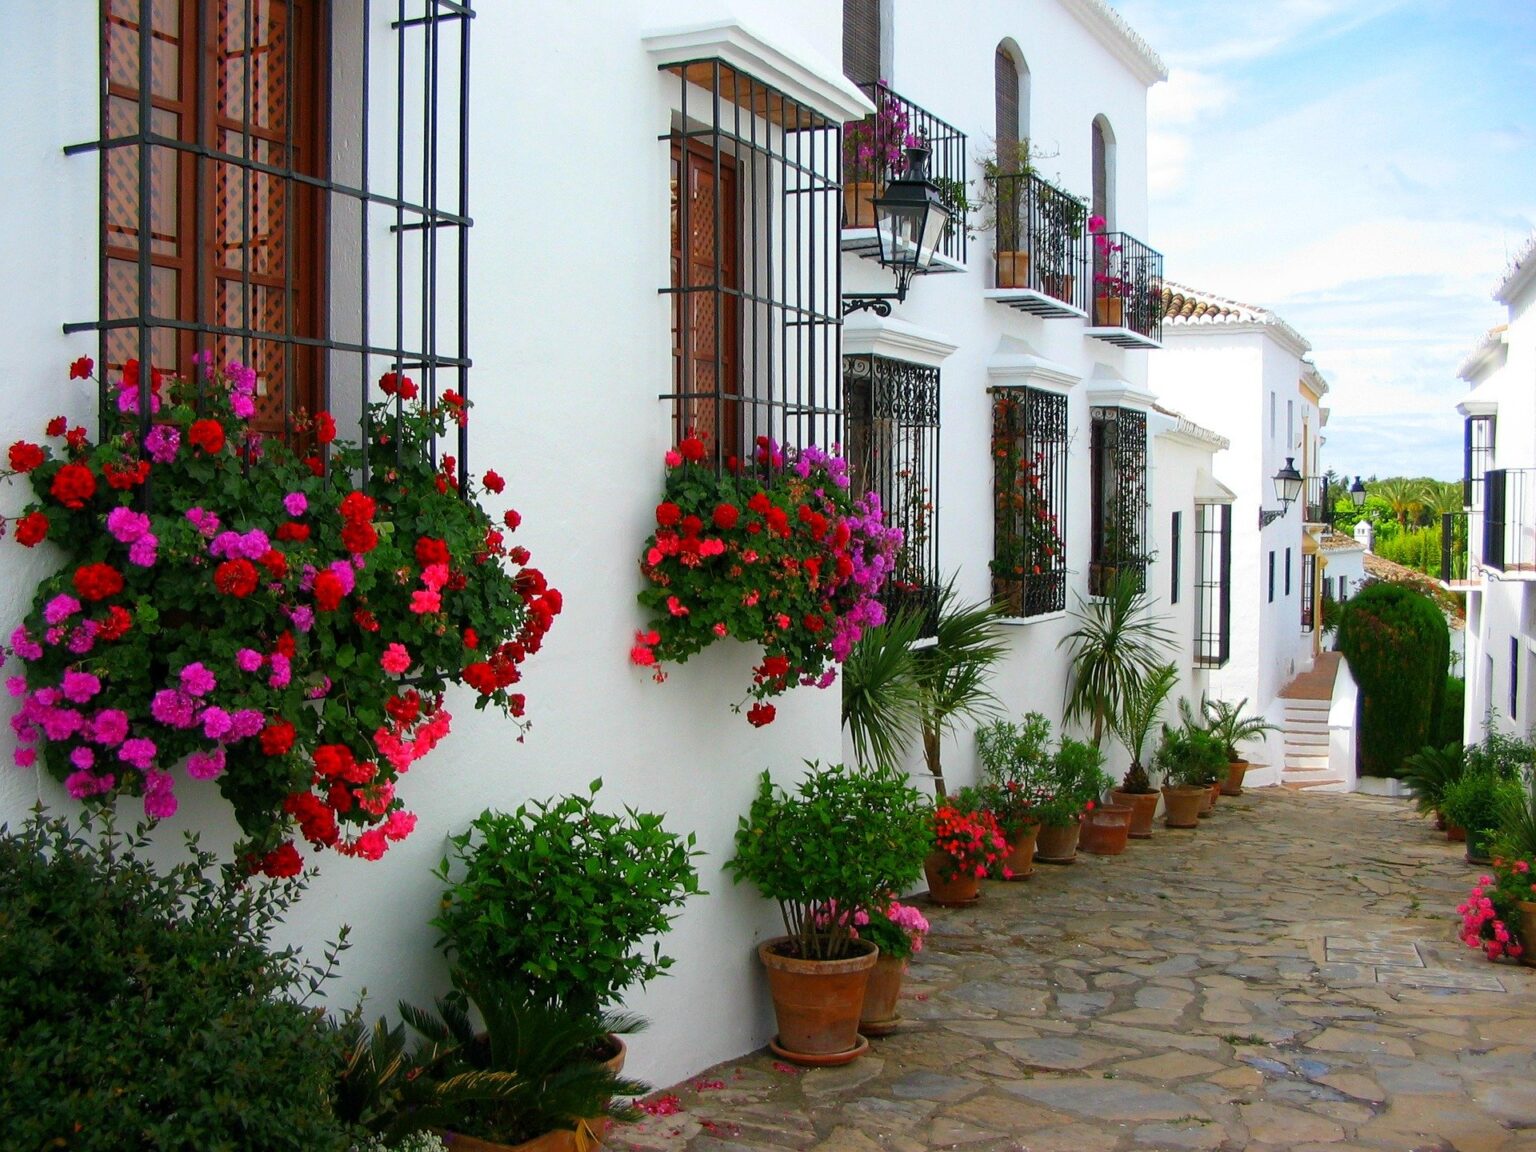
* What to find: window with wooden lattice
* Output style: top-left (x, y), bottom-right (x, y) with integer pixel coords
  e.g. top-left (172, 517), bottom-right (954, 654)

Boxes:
top-left (102, 0), bottom-right (326, 437)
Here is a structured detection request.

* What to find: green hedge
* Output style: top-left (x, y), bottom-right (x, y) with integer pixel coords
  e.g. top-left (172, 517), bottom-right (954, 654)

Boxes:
top-left (1439, 677), bottom-right (1466, 748)
top-left (1335, 583), bottom-right (1449, 778)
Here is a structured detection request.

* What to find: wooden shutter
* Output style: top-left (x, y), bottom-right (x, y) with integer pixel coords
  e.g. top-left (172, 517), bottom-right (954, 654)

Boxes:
top-left (670, 144), bottom-right (739, 456)
top-left (995, 49), bottom-right (1019, 149)
top-left (844, 0), bottom-right (881, 87)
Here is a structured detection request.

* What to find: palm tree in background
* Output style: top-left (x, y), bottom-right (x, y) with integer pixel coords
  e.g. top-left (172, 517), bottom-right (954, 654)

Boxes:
top-left (1418, 480), bottom-right (1462, 527)
top-left (1375, 477), bottom-right (1421, 530)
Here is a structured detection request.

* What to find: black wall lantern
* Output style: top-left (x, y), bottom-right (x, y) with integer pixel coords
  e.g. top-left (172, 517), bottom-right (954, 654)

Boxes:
top-left (1259, 457), bottom-right (1304, 528)
top-left (844, 145), bottom-right (952, 317)
top-left (1349, 476), bottom-right (1367, 508)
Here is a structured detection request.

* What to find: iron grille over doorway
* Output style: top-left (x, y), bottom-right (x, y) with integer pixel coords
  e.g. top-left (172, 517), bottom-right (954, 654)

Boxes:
top-left (68, 0), bottom-right (475, 487)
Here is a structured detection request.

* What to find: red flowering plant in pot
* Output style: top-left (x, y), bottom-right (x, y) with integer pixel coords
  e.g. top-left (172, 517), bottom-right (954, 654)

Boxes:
top-left (633, 435), bottom-right (902, 725)
top-left (1, 358), bottom-right (558, 875)
top-left (925, 798), bottom-right (1010, 905)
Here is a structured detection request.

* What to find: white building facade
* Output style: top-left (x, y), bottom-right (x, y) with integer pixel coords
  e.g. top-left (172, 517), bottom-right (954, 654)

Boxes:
top-left (0, 1), bottom-right (1237, 1086)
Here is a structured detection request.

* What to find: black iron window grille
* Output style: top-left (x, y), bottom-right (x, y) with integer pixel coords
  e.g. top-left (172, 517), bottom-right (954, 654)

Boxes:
top-left (1480, 468), bottom-right (1536, 574)
top-left (1285, 547), bottom-right (1292, 597)
top-left (844, 354), bottom-right (940, 629)
top-left (1170, 510), bottom-right (1181, 605)
top-left (990, 386), bottom-right (1068, 617)
top-left (661, 58), bottom-right (843, 469)
top-left (70, 1), bottom-right (474, 488)
top-left (1090, 230), bottom-right (1164, 342)
top-left (1194, 502), bottom-right (1232, 668)
top-left (842, 84), bottom-right (967, 265)
top-left (1441, 511), bottom-right (1469, 583)
top-left (1089, 406), bottom-right (1148, 597)
top-left (1465, 415), bottom-right (1496, 510)
top-left (1304, 475), bottom-right (1334, 526)
top-left (987, 170), bottom-right (1088, 310)
top-left (1301, 551), bottom-right (1316, 633)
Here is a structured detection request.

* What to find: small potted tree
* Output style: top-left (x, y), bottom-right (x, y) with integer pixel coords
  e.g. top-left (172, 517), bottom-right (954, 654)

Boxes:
top-left (975, 714), bottom-right (1053, 878)
top-left (1035, 736), bottom-right (1113, 863)
top-left (725, 762), bottom-right (930, 1065)
top-left (1202, 697), bottom-right (1278, 795)
top-left (1154, 722), bottom-right (1226, 828)
top-left (1109, 663), bottom-right (1179, 837)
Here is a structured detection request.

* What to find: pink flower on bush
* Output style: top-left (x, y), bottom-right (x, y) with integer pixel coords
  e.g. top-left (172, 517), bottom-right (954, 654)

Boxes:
top-left (381, 643), bottom-right (412, 674)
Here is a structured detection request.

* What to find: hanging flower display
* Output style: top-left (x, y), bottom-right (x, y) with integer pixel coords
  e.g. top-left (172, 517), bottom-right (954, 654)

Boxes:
top-left (633, 435), bottom-right (901, 723)
top-left (2, 358), bottom-right (559, 874)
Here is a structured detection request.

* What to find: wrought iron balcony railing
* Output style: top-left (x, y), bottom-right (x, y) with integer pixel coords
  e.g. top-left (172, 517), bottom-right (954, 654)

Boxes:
top-left (986, 170), bottom-right (1088, 311)
top-left (1481, 468), bottom-right (1536, 575)
top-left (842, 84), bottom-right (967, 264)
top-left (1441, 511), bottom-right (1470, 584)
top-left (1089, 230), bottom-right (1164, 345)
top-left (1304, 476), bottom-right (1334, 526)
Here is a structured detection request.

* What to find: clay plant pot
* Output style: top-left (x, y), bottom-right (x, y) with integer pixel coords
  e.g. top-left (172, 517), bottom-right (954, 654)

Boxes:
top-left (924, 850), bottom-right (981, 906)
top-left (1222, 759), bottom-right (1249, 796)
top-left (1196, 783), bottom-right (1216, 818)
top-left (1466, 827), bottom-right (1495, 865)
top-left (1035, 819), bottom-right (1082, 864)
top-left (1112, 789), bottom-right (1160, 839)
top-left (1094, 296), bottom-right (1124, 326)
top-left (996, 250), bottom-right (1030, 289)
top-left (843, 181), bottom-right (877, 228)
top-left (1003, 821), bottom-right (1040, 879)
top-left (1162, 785), bottom-right (1204, 829)
top-left (1041, 272), bottom-right (1075, 303)
top-left (1519, 901), bottom-right (1536, 968)
top-left (439, 1037), bottom-right (625, 1152)
top-left (1447, 823), bottom-right (1467, 843)
top-left (758, 936), bottom-right (877, 1065)
top-left (1080, 805), bottom-right (1133, 856)
top-left (858, 954), bottom-right (907, 1036)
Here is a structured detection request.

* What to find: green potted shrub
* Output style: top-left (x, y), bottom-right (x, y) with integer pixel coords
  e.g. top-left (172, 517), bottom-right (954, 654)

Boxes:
top-left (724, 761), bottom-right (930, 1065)
top-left (1441, 770), bottom-right (1521, 864)
top-left (1202, 697), bottom-right (1279, 795)
top-left (1402, 740), bottom-right (1466, 831)
top-left (1024, 733), bottom-right (1112, 864)
top-left (975, 713), bottom-right (1053, 877)
top-left (432, 780), bottom-right (702, 1065)
top-left (1154, 722), bottom-right (1226, 829)
top-left (1108, 662), bottom-right (1179, 837)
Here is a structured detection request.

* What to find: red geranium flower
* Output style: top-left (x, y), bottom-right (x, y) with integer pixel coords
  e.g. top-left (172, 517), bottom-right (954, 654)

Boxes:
top-left (341, 520), bottom-right (378, 554)
top-left (746, 702), bottom-right (776, 727)
top-left (713, 503), bottom-right (739, 530)
top-left (656, 502), bottom-right (682, 527)
top-left (314, 411), bottom-right (337, 445)
top-left (73, 562), bottom-right (124, 602)
top-left (214, 558), bottom-right (259, 598)
top-left (45, 416), bottom-right (68, 437)
top-left (482, 469), bottom-right (505, 494)
top-left (259, 842), bottom-right (303, 878)
top-left (188, 419), bottom-right (225, 455)
top-left (50, 463), bottom-right (96, 509)
top-left (313, 570), bottom-right (345, 611)
top-left (8, 442), bottom-right (44, 473)
top-left (340, 492), bottom-right (375, 523)
top-left (415, 536), bottom-right (451, 567)
top-left (14, 512), bottom-right (48, 546)
top-left (275, 522), bottom-right (311, 542)
top-left (260, 719), bottom-right (297, 756)
top-left (99, 605), bottom-right (133, 641)
top-left (679, 436), bottom-right (706, 463)
top-left (68, 356), bottom-right (94, 381)
top-left (504, 509), bottom-right (522, 531)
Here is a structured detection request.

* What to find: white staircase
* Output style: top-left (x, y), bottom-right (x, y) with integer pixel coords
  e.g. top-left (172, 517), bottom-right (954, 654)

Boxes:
top-left (1279, 697), bottom-right (1345, 791)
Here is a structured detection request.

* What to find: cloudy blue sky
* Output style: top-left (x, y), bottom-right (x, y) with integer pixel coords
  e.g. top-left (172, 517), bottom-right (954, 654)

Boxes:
top-left (1114, 0), bottom-right (1536, 481)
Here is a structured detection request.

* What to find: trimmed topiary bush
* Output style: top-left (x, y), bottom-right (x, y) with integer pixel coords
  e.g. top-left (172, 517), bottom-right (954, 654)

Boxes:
top-left (1335, 583), bottom-right (1450, 777)
top-left (1439, 676), bottom-right (1466, 748)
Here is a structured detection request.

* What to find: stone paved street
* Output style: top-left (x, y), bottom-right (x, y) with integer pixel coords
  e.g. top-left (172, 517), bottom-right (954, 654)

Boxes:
top-left (612, 789), bottom-right (1536, 1152)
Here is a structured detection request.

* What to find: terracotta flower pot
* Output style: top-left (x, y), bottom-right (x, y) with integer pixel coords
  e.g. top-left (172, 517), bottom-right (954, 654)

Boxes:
top-left (1080, 804), bottom-right (1133, 855)
top-left (1447, 823), bottom-right (1467, 843)
top-left (1035, 819), bottom-right (1082, 864)
top-left (924, 850), bottom-right (981, 905)
top-left (1111, 789), bottom-right (1159, 838)
top-left (1519, 901), bottom-right (1536, 968)
top-left (1196, 782), bottom-right (1216, 818)
top-left (758, 936), bottom-right (877, 1064)
top-left (996, 250), bottom-right (1030, 289)
top-left (1094, 296), bottom-right (1124, 326)
top-left (1041, 272), bottom-right (1074, 303)
top-left (1003, 821), bottom-right (1040, 879)
top-left (858, 954), bottom-right (907, 1036)
top-left (1162, 785), bottom-right (1204, 829)
top-left (843, 181), bottom-right (877, 228)
top-left (1221, 759), bottom-right (1249, 796)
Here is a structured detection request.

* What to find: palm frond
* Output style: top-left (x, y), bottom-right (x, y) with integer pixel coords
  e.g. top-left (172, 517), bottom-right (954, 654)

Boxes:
top-left (1109, 662), bottom-right (1179, 768)
top-left (841, 609), bottom-right (924, 771)
top-left (1059, 577), bottom-right (1175, 746)
top-left (1401, 741), bottom-right (1466, 817)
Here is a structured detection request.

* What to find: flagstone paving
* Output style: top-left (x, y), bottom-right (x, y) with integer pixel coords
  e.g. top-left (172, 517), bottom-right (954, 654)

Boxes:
top-left (611, 789), bottom-right (1536, 1152)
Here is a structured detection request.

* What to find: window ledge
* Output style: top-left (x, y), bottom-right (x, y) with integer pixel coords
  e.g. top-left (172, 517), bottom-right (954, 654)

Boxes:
top-left (997, 610), bottom-right (1068, 628)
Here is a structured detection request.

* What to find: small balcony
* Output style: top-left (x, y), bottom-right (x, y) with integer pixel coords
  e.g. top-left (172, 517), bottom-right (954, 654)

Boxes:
top-left (1304, 476), bottom-right (1334, 527)
top-left (982, 170), bottom-right (1088, 319)
top-left (842, 84), bottom-right (967, 271)
top-left (1085, 231), bottom-right (1164, 349)
top-left (1481, 468), bottom-right (1536, 578)
top-left (1440, 511), bottom-right (1473, 589)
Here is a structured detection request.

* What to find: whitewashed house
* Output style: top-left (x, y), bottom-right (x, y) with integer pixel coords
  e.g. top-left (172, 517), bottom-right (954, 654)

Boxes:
top-left (0, 1), bottom-right (1234, 1085)
top-left (1148, 284), bottom-right (1357, 789)
top-left (1456, 237), bottom-right (1536, 741)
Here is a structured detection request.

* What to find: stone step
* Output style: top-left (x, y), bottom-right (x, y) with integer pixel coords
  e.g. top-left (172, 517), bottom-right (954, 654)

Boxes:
top-left (1282, 777), bottom-right (1348, 791)
top-left (1284, 698), bottom-right (1331, 712)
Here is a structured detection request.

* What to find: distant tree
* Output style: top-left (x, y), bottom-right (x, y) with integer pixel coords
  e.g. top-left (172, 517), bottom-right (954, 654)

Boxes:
top-left (1375, 478), bottom-right (1421, 531)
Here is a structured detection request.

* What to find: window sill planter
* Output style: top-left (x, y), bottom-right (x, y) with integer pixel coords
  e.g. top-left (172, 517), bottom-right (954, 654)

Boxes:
top-left (758, 936), bottom-right (878, 1065)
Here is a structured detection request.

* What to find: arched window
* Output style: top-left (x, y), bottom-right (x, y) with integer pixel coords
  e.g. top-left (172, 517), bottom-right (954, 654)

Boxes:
top-left (994, 44), bottom-right (1029, 151)
top-left (1091, 115), bottom-right (1116, 227)
top-left (844, 0), bottom-right (882, 87)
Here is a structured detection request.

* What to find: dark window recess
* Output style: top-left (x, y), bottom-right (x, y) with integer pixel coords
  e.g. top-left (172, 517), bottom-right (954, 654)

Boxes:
top-left (660, 58), bottom-right (842, 467)
top-left (1170, 510), bottom-right (1182, 605)
top-left (990, 386), bottom-right (1068, 618)
top-left (995, 48), bottom-right (1019, 145)
top-left (845, 354), bottom-right (940, 631)
top-left (1301, 552), bottom-right (1316, 633)
top-left (72, 1), bottom-right (475, 486)
top-left (1268, 550), bottom-right (1275, 603)
top-left (1090, 405), bottom-right (1148, 596)
top-left (1285, 547), bottom-right (1292, 597)
top-left (1465, 415), bottom-right (1496, 510)
top-left (1091, 118), bottom-right (1108, 223)
top-left (843, 0), bottom-right (881, 87)
top-left (1513, 636), bottom-right (1520, 722)
top-left (1194, 502), bottom-right (1231, 668)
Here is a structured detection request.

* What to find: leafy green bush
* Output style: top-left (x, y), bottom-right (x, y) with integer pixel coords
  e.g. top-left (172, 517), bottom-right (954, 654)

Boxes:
top-left (1402, 741), bottom-right (1466, 820)
top-left (1441, 772), bottom-right (1521, 834)
top-left (433, 780), bottom-right (702, 1026)
top-left (725, 762), bottom-right (930, 959)
top-left (1154, 722), bottom-right (1227, 788)
top-left (1439, 677), bottom-right (1466, 747)
top-left (0, 809), bottom-right (353, 1150)
top-left (1335, 582), bottom-right (1449, 777)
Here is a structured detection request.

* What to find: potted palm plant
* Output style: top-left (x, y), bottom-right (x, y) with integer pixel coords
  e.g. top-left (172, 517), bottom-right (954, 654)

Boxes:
top-left (840, 608), bottom-right (925, 773)
top-left (1202, 697), bottom-right (1279, 795)
top-left (1059, 575), bottom-right (1175, 750)
top-left (1108, 662), bottom-right (1179, 837)
top-left (1154, 721), bottom-right (1226, 829)
top-left (725, 761), bottom-right (930, 1065)
top-left (1402, 741), bottom-right (1466, 831)
top-left (912, 580), bottom-right (1008, 798)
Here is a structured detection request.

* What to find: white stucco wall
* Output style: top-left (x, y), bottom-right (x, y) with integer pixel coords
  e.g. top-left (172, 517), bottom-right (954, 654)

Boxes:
top-left (0, 0), bottom-right (1174, 1089)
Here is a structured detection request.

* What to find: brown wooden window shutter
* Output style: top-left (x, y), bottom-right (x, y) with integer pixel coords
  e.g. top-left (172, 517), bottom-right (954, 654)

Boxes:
top-left (844, 0), bottom-right (881, 87)
top-left (995, 48), bottom-right (1019, 146)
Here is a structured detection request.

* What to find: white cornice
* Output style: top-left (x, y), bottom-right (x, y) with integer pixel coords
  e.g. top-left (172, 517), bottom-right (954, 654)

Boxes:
top-left (1496, 233), bottom-right (1536, 306)
top-left (1056, 0), bottom-right (1169, 86)
top-left (1160, 316), bottom-right (1312, 362)
top-left (1151, 403), bottom-right (1229, 451)
top-left (1457, 326), bottom-right (1508, 383)
top-left (984, 345), bottom-right (1080, 393)
top-left (1457, 375), bottom-right (1499, 419)
top-left (643, 21), bottom-right (876, 124)
top-left (842, 316), bottom-right (959, 368)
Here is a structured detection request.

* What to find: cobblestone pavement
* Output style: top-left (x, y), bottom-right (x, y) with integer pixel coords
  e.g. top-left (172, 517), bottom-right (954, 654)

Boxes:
top-left (612, 789), bottom-right (1536, 1152)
